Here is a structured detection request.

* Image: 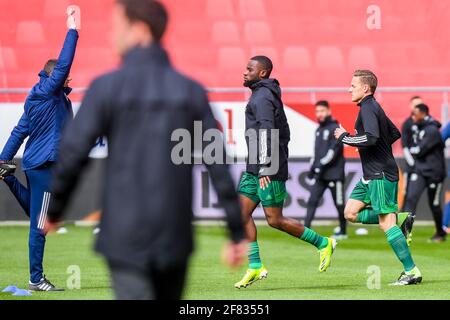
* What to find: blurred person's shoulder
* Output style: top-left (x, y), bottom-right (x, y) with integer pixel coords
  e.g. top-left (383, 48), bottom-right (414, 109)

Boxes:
top-left (85, 69), bottom-right (124, 95)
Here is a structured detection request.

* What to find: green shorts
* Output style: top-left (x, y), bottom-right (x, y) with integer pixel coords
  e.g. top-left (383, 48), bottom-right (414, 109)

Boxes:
top-left (349, 176), bottom-right (398, 214)
top-left (237, 172), bottom-right (288, 207)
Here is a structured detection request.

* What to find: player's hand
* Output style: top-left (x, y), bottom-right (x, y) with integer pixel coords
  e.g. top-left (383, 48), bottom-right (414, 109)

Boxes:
top-left (259, 176), bottom-right (271, 190)
top-left (43, 218), bottom-right (60, 235)
top-left (334, 124), bottom-right (347, 140)
top-left (67, 7), bottom-right (77, 30)
top-left (222, 240), bottom-right (247, 269)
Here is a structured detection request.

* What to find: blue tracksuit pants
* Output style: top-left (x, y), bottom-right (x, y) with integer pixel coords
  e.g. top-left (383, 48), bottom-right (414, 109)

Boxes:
top-left (4, 164), bottom-right (52, 283)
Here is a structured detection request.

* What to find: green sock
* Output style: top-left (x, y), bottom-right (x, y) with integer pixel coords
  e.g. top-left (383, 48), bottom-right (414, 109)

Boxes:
top-left (356, 208), bottom-right (379, 224)
top-left (248, 241), bottom-right (262, 269)
top-left (300, 227), bottom-right (328, 250)
top-left (385, 226), bottom-right (415, 272)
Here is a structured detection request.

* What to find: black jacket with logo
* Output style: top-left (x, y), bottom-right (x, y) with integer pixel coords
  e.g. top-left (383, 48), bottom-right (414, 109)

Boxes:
top-left (410, 116), bottom-right (446, 182)
top-left (245, 79), bottom-right (290, 181)
top-left (338, 95), bottom-right (401, 181)
top-left (310, 116), bottom-right (345, 181)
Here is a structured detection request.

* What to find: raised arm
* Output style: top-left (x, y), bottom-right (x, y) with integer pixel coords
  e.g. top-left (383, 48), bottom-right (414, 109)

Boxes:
top-left (38, 10), bottom-right (79, 95)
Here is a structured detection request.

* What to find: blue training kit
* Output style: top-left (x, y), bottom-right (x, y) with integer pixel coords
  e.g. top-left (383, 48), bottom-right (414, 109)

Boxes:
top-left (0, 29), bottom-right (78, 283)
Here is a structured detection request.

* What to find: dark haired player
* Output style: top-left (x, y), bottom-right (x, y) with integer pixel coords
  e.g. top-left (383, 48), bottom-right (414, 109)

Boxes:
top-left (403, 103), bottom-right (447, 242)
top-left (305, 100), bottom-right (347, 239)
top-left (235, 56), bottom-right (336, 289)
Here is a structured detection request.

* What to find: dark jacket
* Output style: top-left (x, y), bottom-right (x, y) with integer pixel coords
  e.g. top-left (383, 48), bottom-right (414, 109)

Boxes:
top-left (245, 79), bottom-right (290, 181)
top-left (410, 116), bottom-right (446, 182)
top-left (401, 116), bottom-right (415, 170)
top-left (0, 30), bottom-right (77, 170)
top-left (338, 95), bottom-right (401, 181)
top-left (310, 116), bottom-right (345, 181)
top-left (47, 44), bottom-right (245, 268)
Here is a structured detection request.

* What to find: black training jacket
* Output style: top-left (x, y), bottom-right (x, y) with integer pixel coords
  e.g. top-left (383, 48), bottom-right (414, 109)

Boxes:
top-left (245, 79), bottom-right (290, 181)
top-left (338, 95), bottom-right (400, 181)
top-left (410, 116), bottom-right (446, 182)
top-left (310, 116), bottom-right (345, 181)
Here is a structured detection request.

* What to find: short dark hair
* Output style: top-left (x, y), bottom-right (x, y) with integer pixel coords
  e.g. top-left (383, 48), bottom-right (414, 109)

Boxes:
top-left (251, 55), bottom-right (273, 78)
top-left (44, 59), bottom-right (58, 76)
top-left (353, 69), bottom-right (378, 94)
top-left (415, 103), bottom-right (429, 115)
top-left (117, 0), bottom-right (168, 42)
top-left (315, 100), bottom-right (330, 108)
top-left (410, 95), bottom-right (421, 101)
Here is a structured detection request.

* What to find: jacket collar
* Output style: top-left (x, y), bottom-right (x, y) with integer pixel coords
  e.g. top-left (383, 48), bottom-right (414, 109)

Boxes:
top-left (122, 43), bottom-right (170, 67)
top-left (38, 70), bottom-right (72, 95)
top-left (357, 94), bottom-right (375, 107)
top-left (64, 87), bottom-right (73, 95)
top-left (38, 70), bottom-right (48, 78)
top-left (319, 115), bottom-right (333, 126)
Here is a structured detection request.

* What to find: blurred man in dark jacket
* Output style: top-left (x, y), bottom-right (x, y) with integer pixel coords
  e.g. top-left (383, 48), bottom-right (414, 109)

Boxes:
top-left (403, 103), bottom-right (447, 242)
top-left (305, 101), bottom-right (346, 239)
top-left (45, 0), bottom-right (246, 300)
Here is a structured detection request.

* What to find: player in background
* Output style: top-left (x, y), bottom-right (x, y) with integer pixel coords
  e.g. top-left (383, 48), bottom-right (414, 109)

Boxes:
top-left (0, 10), bottom-right (78, 291)
top-left (334, 70), bottom-right (421, 285)
top-left (401, 96), bottom-right (423, 204)
top-left (234, 56), bottom-right (336, 289)
top-left (305, 100), bottom-right (347, 240)
top-left (441, 121), bottom-right (450, 234)
top-left (403, 104), bottom-right (447, 242)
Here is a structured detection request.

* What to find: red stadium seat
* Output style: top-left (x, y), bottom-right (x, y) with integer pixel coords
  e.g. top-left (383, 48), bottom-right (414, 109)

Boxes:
top-left (250, 47), bottom-right (279, 68)
top-left (315, 46), bottom-right (345, 70)
top-left (218, 47), bottom-right (246, 70)
top-left (206, 0), bottom-right (235, 19)
top-left (244, 21), bottom-right (273, 45)
top-left (0, 47), bottom-right (18, 71)
top-left (348, 46), bottom-right (377, 71)
top-left (43, 0), bottom-right (70, 18)
top-left (211, 21), bottom-right (240, 45)
top-left (16, 21), bottom-right (46, 46)
top-left (283, 46), bottom-right (312, 71)
top-left (239, 0), bottom-right (267, 19)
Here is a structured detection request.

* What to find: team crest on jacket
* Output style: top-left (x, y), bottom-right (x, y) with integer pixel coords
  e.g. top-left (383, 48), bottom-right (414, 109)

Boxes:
top-left (419, 130), bottom-right (425, 140)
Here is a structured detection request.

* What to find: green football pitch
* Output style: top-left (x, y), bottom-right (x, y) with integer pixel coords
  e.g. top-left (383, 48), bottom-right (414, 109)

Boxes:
top-left (0, 224), bottom-right (449, 300)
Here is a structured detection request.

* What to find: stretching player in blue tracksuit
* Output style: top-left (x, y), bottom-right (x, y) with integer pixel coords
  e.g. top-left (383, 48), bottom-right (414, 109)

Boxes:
top-left (441, 121), bottom-right (450, 233)
top-left (0, 11), bottom-right (78, 291)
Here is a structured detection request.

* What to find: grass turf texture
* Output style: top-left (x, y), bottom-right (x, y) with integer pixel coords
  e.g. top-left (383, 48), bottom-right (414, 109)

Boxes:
top-left (0, 225), bottom-right (449, 300)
